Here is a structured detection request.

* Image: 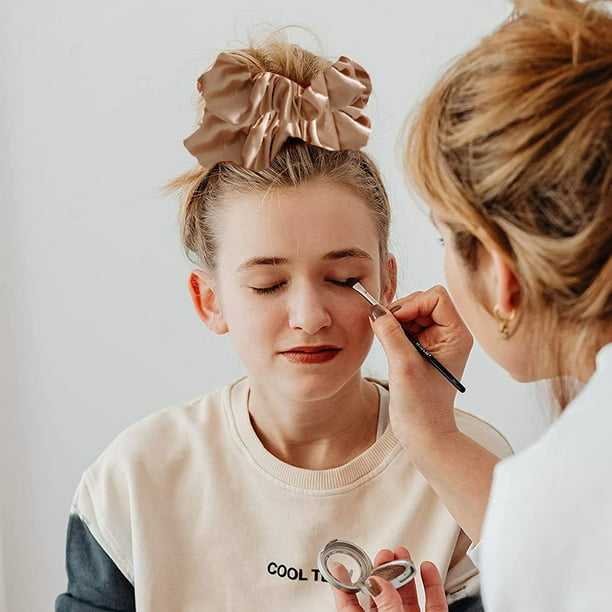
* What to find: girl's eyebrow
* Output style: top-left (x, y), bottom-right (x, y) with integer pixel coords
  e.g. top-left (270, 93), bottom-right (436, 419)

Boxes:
top-left (236, 248), bottom-right (373, 272)
top-left (323, 248), bottom-right (373, 261)
top-left (236, 256), bottom-right (287, 272)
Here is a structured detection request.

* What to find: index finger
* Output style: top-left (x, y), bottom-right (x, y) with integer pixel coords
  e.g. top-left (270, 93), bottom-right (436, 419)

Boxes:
top-left (382, 547), bottom-right (420, 612)
top-left (330, 562), bottom-right (365, 612)
top-left (369, 547), bottom-right (421, 612)
top-left (331, 589), bottom-right (366, 612)
top-left (390, 286), bottom-right (466, 334)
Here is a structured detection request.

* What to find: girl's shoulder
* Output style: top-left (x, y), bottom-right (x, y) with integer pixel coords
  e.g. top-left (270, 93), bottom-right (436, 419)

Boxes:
top-left (454, 408), bottom-right (513, 458)
top-left (367, 376), bottom-right (513, 458)
top-left (86, 378), bottom-right (246, 477)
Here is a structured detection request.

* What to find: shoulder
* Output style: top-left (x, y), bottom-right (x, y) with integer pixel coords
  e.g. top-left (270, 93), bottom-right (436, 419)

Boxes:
top-left (69, 379), bottom-right (245, 578)
top-left (493, 348), bottom-right (612, 481)
top-left (454, 409), bottom-right (513, 458)
top-left (71, 381), bottom-right (240, 576)
top-left (76, 379), bottom-right (245, 496)
top-left (106, 379), bottom-right (240, 459)
top-left (366, 377), bottom-right (513, 457)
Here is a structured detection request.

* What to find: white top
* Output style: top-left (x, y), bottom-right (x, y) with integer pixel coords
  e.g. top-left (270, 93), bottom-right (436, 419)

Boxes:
top-left (70, 378), bottom-right (511, 611)
top-left (480, 343), bottom-right (612, 611)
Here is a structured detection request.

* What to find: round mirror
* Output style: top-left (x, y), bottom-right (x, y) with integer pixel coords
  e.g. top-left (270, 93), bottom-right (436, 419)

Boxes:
top-left (317, 540), bottom-right (372, 593)
top-left (318, 539), bottom-right (417, 594)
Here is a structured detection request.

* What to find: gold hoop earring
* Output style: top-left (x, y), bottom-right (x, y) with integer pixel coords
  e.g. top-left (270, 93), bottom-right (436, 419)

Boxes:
top-left (493, 305), bottom-right (517, 340)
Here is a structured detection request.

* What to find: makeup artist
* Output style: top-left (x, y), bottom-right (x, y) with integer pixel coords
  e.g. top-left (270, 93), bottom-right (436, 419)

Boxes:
top-left (334, 0), bottom-right (611, 610)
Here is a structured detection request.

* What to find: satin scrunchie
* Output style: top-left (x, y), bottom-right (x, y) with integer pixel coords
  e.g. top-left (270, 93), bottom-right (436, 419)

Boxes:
top-left (183, 52), bottom-right (372, 171)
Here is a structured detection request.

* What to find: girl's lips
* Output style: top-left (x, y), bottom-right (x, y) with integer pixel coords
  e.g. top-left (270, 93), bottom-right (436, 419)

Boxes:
top-left (280, 347), bottom-right (341, 364)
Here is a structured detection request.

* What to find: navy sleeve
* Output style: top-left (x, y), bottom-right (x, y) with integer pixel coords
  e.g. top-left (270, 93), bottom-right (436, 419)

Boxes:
top-left (449, 595), bottom-right (485, 612)
top-left (55, 514), bottom-right (136, 612)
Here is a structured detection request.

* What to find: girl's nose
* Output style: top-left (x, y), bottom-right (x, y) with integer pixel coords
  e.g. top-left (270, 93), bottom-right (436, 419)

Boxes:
top-left (287, 285), bottom-right (332, 334)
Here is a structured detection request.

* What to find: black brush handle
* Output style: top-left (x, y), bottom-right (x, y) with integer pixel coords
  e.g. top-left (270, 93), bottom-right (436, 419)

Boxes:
top-left (402, 329), bottom-right (466, 393)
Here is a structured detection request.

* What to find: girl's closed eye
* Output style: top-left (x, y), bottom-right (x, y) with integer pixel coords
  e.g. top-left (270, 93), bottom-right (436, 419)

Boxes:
top-left (327, 278), bottom-right (361, 288)
top-left (250, 278), bottom-right (362, 294)
top-left (250, 282), bottom-right (286, 295)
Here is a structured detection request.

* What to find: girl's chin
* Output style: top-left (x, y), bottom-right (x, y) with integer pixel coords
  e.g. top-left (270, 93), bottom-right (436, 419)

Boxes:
top-left (269, 374), bottom-right (362, 404)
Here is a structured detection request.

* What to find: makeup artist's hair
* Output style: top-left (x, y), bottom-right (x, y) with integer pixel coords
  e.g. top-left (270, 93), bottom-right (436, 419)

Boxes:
top-left (405, 0), bottom-right (612, 409)
top-left (170, 36), bottom-right (391, 274)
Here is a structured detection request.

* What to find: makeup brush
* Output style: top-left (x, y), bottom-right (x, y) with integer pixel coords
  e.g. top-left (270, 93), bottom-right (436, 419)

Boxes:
top-left (344, 278), bottom-right (466, 393)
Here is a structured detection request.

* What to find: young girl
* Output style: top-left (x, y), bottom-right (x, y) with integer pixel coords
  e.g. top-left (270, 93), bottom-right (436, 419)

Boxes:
top-left (55, 37), bottom-right (510, 611)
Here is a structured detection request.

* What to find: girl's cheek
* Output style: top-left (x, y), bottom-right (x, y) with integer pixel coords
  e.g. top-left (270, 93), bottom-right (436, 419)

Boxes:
top-left (340, 302), bottom-right (373, 328)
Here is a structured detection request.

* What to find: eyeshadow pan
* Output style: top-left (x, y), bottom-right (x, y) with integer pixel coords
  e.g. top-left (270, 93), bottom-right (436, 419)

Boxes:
top-left (372, 564), bottom-right (408, 581)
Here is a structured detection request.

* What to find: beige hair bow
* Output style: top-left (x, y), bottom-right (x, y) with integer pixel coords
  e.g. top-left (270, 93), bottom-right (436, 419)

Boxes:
top-left (183, 52), bottom-right (372, 171)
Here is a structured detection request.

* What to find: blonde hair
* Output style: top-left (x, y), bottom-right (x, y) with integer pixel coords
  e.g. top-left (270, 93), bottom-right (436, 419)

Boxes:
top-left (171, 37), bottom-right (390, 274)
top-left (405, 0), bottom-right (612, 408)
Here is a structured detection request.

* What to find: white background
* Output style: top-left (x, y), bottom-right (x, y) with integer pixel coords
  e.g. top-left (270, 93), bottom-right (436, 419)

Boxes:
top-left (0, 1), bottom-right (553, 609)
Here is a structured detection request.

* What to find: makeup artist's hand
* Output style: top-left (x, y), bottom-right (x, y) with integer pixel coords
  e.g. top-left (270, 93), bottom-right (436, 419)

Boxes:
top-left (370, 285), bottom-right (500, 543)
top-left (331, 547), bottom-right (447, 612)
top-left (370, 285), bottom-right (472, 450)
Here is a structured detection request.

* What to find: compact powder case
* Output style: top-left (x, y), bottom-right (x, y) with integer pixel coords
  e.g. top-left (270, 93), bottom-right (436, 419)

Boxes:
top-left (317, 539), bottom-right (416, 594)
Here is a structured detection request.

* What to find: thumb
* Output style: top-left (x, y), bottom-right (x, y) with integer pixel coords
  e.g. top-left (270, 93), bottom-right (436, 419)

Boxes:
top-left (420, 562), bottom-right (448, 612)
top-left (365, 577), bottom-right (404, 611)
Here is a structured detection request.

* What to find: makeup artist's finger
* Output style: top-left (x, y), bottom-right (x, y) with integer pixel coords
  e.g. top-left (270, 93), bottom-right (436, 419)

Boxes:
top-left (391, 546), bottom-right (411, 561)
top-left (369, 304), bottom-right (426, 375)
top-left (330, 562), bottom-right (366, 611)
top-left (367, 550), bottom-right (396, 611)
top-left (374, 287), bottom-right (472, 376)
top-left (390, 288), bottom-right (472, 352)
top-left (420, 562), bottom-right (448, 612)
top-left (363, 577), bottom-right (405, 612)
top-left (330, 561), bottom-right (352, 582)
top-left (390, 286), bottom-right (461, 329)
top-left (373, 548), bottom-right (395, 566)
top-left (330, 586), bottom-right (365, 612)
top-left (394, 547), bottom-right (419, 610)
top-left (385, 547), bottom-right (420, 611)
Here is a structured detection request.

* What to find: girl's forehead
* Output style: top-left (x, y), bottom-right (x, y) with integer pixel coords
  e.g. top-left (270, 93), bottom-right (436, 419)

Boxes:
top-left (220, 182), bottom-right (376, 227)
top-left (216, 183), bottom-right (381, 264)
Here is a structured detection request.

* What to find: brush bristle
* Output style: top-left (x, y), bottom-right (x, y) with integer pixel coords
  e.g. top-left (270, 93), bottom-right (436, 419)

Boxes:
top-left (345, 277), bottom-right (359, 287)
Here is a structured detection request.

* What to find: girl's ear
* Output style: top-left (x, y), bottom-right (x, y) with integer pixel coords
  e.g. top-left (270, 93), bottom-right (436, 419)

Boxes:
top-left (188, 270), bottom-right (229, 334)
top-left (381, 254), bottom-right (398, 305)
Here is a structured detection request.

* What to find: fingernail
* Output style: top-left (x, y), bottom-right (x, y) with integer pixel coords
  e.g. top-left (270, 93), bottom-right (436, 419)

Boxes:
top-left (364, 577), bottom-right (382, 596)
top-left (389, 304), bottom-right (402, 314)
top-left (369, 305), bottom-right (387, 321)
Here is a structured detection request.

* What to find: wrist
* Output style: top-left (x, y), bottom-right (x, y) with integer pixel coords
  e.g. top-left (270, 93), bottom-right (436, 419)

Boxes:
top-left (393, 415), bottom-right (460, 460)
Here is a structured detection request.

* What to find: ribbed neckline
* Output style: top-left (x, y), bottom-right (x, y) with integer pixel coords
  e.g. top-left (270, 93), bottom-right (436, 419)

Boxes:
top-left (225, 377), bottom-right (400, 494)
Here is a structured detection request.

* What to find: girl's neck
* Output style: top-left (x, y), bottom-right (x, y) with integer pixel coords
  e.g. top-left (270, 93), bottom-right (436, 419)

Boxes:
top-left (246, 376), bottom-right (380, 470)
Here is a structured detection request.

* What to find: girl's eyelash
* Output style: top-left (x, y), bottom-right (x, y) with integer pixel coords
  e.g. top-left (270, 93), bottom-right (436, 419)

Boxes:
top-left (250, 278), bottom-right (357, 294)
top-left (251, 283), bottom-right (285, 295)
top-left (437, 237), bottom-right (445, 246)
